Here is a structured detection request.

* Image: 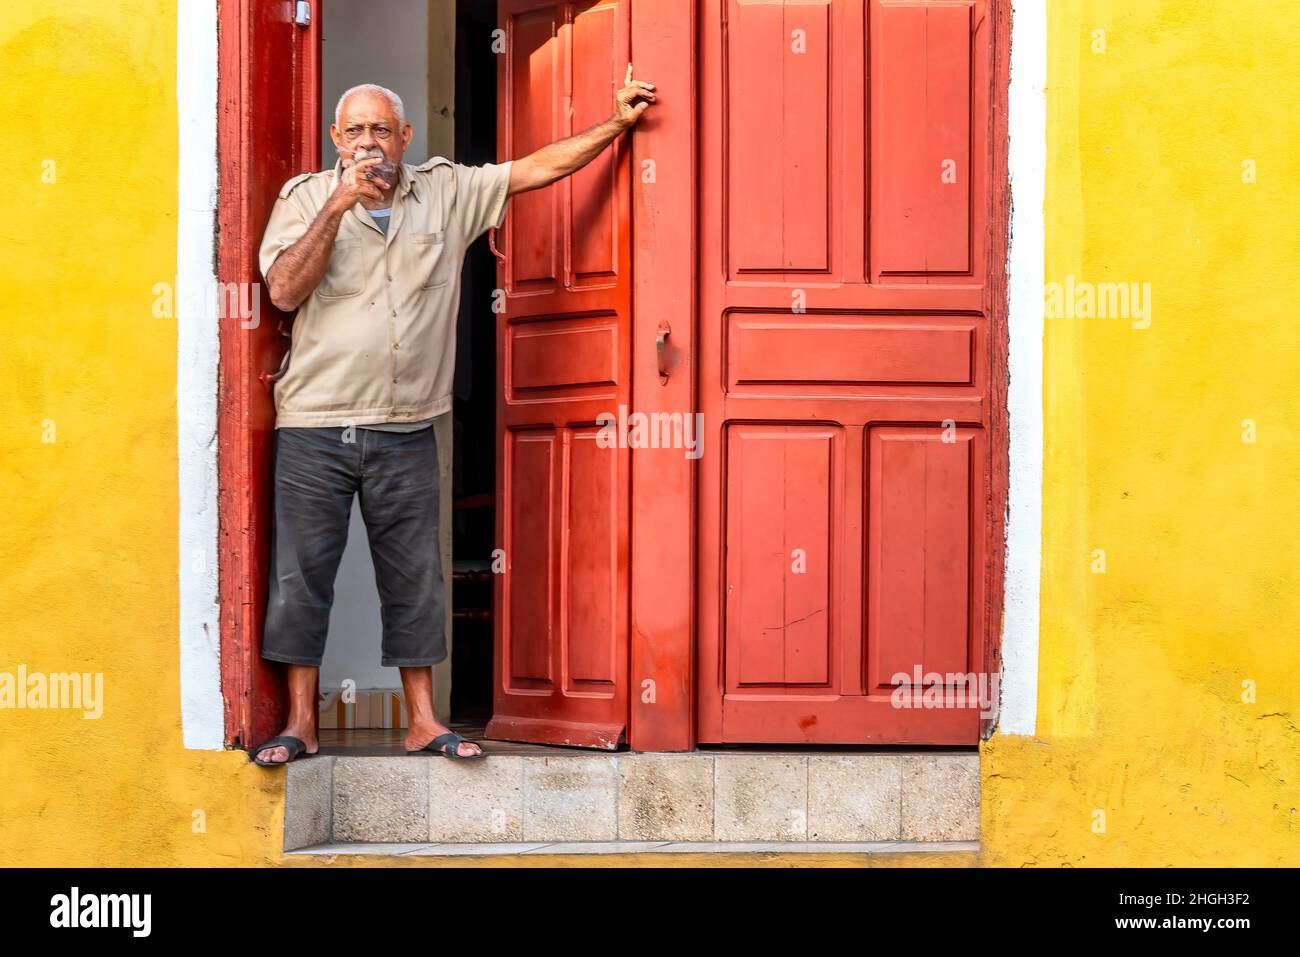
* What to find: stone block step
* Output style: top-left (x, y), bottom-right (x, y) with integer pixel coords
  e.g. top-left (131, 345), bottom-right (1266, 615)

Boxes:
top-left (284, 750), bottom-right (979, 852)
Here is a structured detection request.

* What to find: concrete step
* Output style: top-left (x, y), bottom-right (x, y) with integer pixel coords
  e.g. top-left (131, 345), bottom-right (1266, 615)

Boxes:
top-left (284, 749), bottom-right (979, 853)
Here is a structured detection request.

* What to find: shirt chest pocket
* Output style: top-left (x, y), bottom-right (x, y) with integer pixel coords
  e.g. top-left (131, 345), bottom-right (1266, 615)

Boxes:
top-left (411, 230), bottom-right (451, 289)
top-left (317, 237), bottom-right (365, 300)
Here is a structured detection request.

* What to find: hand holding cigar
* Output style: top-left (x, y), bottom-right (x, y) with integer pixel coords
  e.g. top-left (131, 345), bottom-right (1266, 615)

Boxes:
top-left (338, 145), bottom-right (399, 186)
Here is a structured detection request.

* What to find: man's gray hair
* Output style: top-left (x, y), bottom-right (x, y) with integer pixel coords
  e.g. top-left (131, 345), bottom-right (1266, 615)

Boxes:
top-left (335, 83), bottom-right (406, 127)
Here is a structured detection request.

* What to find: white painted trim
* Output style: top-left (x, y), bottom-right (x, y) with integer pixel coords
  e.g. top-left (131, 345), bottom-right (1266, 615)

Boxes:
top-left (177, 0), bottom-right (223, 749)
top-left (997, 0), bottom-right (1046, 736)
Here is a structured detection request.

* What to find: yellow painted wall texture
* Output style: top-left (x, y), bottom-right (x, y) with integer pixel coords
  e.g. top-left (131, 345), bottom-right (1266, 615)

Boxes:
top-left (982, 0), bottom-right (1300, 866)
top-left (0, 1), bottom-right (1294, 867)
top-left (0, 0), bottom-right (285, 867)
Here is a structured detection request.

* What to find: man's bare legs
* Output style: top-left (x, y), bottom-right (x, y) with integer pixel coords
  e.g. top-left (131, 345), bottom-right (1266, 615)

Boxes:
top-left (255, 663), bottom-right (481, 761)
top-left (255, 664), bottom-right (321, 763)
top-left (400, 666), bottom-right (482, 757)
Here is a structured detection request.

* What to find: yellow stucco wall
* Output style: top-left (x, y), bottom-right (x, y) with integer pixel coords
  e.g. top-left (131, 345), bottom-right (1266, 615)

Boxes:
top-left (981, 0), bottom-right (1300, 866)
top-left (0, 0), bottom-right (287, 867)
top-left (0, 0), bottom-right (1294, 867)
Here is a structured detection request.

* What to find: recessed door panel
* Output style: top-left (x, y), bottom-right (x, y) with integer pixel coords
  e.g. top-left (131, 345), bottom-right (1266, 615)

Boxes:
top-left (727, 0), bottom-right (832, 274)
top-left (726, 424), bottom-right (837, 688)
top-left (867, 426), bottom-right (976, 691)
top-left (504, 430), bottom-right (556, 685)
top-left (507, 7), bottom-right (561, 288)
top-left (870, 0), bottom-right (983, 279)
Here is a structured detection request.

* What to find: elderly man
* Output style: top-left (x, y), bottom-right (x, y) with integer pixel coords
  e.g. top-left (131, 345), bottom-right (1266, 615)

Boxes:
top-left (250, 70), bottom-right (655, 765)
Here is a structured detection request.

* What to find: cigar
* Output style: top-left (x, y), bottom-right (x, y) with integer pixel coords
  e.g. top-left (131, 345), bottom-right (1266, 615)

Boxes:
top-left (339, 146), bottom-right (398, 183)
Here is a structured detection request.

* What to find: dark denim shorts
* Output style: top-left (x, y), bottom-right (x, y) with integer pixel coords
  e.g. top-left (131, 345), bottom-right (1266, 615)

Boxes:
top-left (260, 425), bottom-right (445, 668)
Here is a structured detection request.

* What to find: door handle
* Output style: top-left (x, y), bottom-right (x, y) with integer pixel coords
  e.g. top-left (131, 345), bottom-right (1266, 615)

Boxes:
top-left (656, 322), bottom-right (671, 382)
top-left (488, 226), bottom-right (506, 263)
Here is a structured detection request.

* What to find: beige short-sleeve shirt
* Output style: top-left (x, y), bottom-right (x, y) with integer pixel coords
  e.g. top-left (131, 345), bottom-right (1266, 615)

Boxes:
top-left (258, 156), bottom-right (513, 428)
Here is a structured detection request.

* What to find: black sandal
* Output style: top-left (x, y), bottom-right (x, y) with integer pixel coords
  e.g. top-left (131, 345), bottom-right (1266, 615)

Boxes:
top-left (407, 731), bottom-right (486, 760)
top-left (248, 735), bottom-right (310, 766)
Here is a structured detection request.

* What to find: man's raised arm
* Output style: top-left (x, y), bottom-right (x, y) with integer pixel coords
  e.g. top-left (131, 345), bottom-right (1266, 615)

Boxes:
top-left (507, 64), bottom-right (656, 197)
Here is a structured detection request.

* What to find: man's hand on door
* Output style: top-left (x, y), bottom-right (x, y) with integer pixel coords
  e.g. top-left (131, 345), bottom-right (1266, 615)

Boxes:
top-left (614, 63), bottom-right (656, 129)
top-left (506, 64), bottom-right (656, 197)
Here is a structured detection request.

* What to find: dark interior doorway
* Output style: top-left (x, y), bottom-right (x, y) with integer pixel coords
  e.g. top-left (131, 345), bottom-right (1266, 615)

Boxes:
top-left (447, 0), bottom-right (499, 723)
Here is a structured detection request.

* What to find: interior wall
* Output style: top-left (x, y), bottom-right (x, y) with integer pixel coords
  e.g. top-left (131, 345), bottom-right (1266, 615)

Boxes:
top-left (321, 0), bottom-right (430, 165)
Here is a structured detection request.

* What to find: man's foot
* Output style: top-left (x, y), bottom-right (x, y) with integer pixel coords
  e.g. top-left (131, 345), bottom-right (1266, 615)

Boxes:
top-left (404, 721), bottom-right (483, 758)
top-left (255, 725), bottom-right (319, 764)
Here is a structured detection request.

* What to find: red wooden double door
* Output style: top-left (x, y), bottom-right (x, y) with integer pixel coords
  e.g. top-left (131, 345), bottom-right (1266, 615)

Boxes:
top-left (225, 0), bottom-right (1004, 751)
top-left (487, 0), bottom-right (1001, 748)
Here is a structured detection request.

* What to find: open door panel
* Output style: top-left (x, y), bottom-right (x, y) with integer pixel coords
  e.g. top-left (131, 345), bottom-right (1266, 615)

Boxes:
top-left (486, 0), bottom-right (634, 749)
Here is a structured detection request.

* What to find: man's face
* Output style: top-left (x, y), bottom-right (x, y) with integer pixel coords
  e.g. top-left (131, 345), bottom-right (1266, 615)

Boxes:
top-left (330, 90), bottom-right (413, 171)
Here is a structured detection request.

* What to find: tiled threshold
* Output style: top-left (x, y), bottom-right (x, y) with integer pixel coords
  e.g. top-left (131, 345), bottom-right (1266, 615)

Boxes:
top-left (289, 840), bottom-right (980, 857)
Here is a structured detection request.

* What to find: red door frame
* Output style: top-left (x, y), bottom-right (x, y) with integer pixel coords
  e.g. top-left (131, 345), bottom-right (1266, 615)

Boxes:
top-left (983, 0), bottom-right (1012, 739)
top-left (213, 0), bottom-right (1008, 753)
top-left (217, 0), bottom-right (322, 748)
